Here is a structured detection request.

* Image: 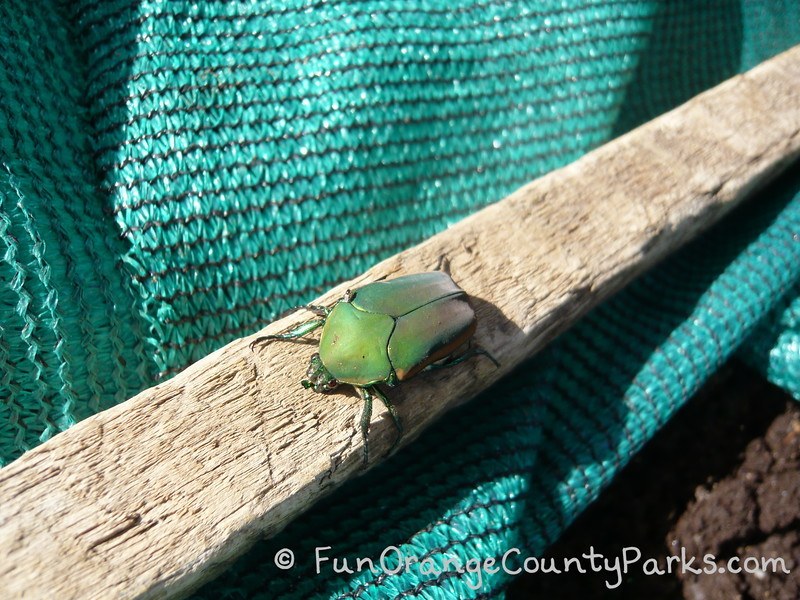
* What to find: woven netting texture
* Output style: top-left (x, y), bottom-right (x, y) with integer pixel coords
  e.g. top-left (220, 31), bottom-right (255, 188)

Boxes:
top-left (1, 0), bottom-right (800, 597)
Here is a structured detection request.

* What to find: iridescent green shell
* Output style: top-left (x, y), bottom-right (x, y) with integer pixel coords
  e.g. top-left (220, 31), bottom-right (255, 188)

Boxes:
top-left (318, 272), bottom-right (476, 386)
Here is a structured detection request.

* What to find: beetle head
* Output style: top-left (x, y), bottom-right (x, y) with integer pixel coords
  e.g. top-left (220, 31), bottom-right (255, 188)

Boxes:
top-left (302, 353), bottom-right (340, 393)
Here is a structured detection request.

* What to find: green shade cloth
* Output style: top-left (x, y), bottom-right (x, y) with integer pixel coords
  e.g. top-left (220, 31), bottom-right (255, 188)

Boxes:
top-left (1, 1), bottom-right (799, 598)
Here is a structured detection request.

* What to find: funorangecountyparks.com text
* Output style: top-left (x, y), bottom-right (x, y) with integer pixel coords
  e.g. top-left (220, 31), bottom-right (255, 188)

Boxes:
top-left (271, 545), bottom-right (791, 591)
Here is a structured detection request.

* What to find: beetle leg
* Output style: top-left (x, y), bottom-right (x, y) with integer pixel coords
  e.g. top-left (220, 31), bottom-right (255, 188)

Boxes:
top-left (434, 254), bottom-right (451, 274)
top-left (249, 318), bottom-right (326, 351)
top-left (282, 304), bottom-right (330, 317)
top-left (371, 386), bottom-right (403, 453)
top-left (472, 346), bottom-right (500, 368)
top-left (302, 304), bottom-right (331, 317)
top-left (426, 345), bottom-right (500, 370)
top-left (356, 386), bottom-right (374, 466)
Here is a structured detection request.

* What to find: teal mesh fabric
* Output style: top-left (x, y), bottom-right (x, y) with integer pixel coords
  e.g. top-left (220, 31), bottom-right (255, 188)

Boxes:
top-left (1, 0), bottom-right (800, 598)
top-left (0, 1), bottom-right (152, 456)
top-left (740, 284), bottom-right (800, 401)
top-left (88, 0), bottom-right (664, 380)
top-left (191, 171), bottom-right (800, 599)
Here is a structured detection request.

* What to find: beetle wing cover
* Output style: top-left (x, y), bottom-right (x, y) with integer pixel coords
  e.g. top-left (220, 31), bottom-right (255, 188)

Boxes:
top-left (388, 295), bottom-right (476, 380)
top-left (351, 271), bottom-right (464, 317)
top-left (319, 303), bottom-right (395, 386)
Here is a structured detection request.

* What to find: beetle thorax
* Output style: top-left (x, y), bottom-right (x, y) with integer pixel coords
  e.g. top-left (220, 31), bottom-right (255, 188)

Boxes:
top-left (302, 352), bottom-right (340, 393)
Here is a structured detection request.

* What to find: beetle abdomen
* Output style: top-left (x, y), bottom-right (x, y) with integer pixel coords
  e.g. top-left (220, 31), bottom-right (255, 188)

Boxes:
top-left (388, 295), bottom-right (476, 381)
top-left (318, 303), bottom-right (394, 386)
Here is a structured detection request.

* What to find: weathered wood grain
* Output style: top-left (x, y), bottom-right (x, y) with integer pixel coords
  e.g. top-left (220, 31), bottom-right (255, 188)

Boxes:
top-left (2, 45), bottom-right (800, 600)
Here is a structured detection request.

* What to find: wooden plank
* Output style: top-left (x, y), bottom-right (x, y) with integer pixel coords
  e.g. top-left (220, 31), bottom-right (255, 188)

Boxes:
top-left (2, 45), bottom-right (800, 600)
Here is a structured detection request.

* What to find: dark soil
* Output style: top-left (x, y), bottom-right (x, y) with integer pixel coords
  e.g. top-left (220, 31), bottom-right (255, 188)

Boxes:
top-left (672, 397), bottom-right (800, 599)
top-left (507, 361), bottom-right (800, 598)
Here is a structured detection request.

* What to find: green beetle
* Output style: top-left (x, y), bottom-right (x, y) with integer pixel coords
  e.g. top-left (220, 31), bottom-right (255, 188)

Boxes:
top-left (251, 271), bottom-right (496, 464)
